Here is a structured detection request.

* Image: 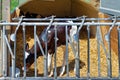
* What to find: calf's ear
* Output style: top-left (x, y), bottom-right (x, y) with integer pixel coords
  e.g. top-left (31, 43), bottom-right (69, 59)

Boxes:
top-left (25, 43), bottom-right (29, 50)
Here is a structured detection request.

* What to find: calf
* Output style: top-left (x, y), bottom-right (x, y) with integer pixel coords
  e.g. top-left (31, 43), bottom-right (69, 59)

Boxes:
top-left (22, 21), bottom-right (77, 76)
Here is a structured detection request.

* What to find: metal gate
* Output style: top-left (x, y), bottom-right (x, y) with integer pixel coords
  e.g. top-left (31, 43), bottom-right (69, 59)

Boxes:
top-left (0, 16), bottom-right (120, 80)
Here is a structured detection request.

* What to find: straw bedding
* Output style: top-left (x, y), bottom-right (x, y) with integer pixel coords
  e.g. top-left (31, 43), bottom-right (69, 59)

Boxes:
top-left (14, 26), bottom-right (118, 77)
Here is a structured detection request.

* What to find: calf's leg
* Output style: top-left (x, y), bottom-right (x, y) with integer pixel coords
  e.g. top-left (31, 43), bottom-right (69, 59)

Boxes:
top-left (59, 47), bottom-right (67, 77)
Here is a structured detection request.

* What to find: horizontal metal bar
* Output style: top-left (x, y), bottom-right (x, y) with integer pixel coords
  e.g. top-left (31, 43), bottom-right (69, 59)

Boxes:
top-left (0, 77), bottom-right (119, 80)
top-left (12, 17), bottom-right (120, 21)
top-left (0, 22), bottom-right (120, 26)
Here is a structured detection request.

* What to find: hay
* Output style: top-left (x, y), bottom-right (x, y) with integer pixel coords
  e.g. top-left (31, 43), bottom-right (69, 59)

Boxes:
top-left (15, 27), bottom-right (118, 77)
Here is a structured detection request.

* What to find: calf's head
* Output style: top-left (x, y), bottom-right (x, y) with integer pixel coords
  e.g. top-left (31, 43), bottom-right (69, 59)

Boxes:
top-left (22, 43), bottom-right (35, 71)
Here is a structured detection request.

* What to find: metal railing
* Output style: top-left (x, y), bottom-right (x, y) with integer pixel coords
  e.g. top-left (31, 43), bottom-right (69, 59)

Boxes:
top-left (0, 16), bottom-right (120, 80)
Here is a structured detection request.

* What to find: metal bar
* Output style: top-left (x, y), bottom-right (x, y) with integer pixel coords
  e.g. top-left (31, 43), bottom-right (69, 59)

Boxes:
top-left (44, 16), bottom-right (54, 77)
top-left (117, 26), bottom-right (120, 79)
top-left (97, 24), bottom-right (101, 77)
top-left (13, 16), bottom-right (23, 78)
top-left (2, 25), bottom-right (7, 77)
top-left (36, 35), bottom-right (45, 56)
top-left (105, 17), bottom-right (117, 37)
top-left (0, 76), bottom-right (120, 80)
top-left (65, 25), bottom-right (69, 77)
top-left (34, 25), bottom-right (37, 77)
top-left (4, 35), bottom-right (14, 58)
top-left (22, 24), bottom-right (26, 78)
top-left (98, 35), bottom-right (110, 78)
top-left (87, 25), bottom-right (90, 79)
top-left (0, 26), bottom-right (3, 76)
top-left (1, 22), bottom-right (120, 26)
top-left (97, 25), bottom-right (109, 76)
top-left (105, 17), bottom-right (116, 78)
top-left (68, 37), bottom-right (76, 57)
top-left (107, 29), bottom-right (112, 78)
top-left (12, 17), bottom-right (120, 21)
top-left (44, 39), bottom-right (48, 77)
top-left (78, 16), bottom-right (86, 32)
top-left (75, 16), bottom-right (86, 78)
top-left (46, 16), bottom-right (55, 32)
top-left (54, 25), bottom-right (57, 79)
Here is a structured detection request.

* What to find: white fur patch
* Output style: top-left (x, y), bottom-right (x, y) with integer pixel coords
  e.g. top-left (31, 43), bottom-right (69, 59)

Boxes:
top-left (59, 66), bottom-right (65, 76)
top-left (68, 20), bottom-right (77, 42)
top-left (25, 51), bottom-right (30, 59)
top-left (48, 30), bottom-right (51, 33)
top-left (48, 53), bottom-right (52, 68)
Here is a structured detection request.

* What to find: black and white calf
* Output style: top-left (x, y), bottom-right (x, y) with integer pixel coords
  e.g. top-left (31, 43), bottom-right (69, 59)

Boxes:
top-left (22, 21), bottom-right (78, 77)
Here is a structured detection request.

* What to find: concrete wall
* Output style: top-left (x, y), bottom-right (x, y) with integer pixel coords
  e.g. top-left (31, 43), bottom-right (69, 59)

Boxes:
top-left (19, 0), bottom-right (72, 17)
top-left (19, 0), bottom-right (98, 17)
top-left (71, 0), bottom-right (98, 17)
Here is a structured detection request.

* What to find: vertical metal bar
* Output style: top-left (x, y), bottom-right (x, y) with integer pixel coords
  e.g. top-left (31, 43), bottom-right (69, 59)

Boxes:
top-left (3, 25), bottom-right (7, 77)
top-left (117, 26), bottom-right (120, 79)
top-left (22, 25), bottom-right (26, 78)
top-left (54, 25), bottom-right (57, 79)
top-left (87, 25), bottom-right (90, 78)
top-left (44, 31), bottom-right (48, 77)
top-left (43, 16), bottom-right (55, 77)
top-left (13, 16), bottom-right (23, 78)
top-left (105, 17), bottom-right (116, 78)
top-left (0, 0), bottom-right (2, 20)
top-left (97, 23), bottom-right (101, 77)
top-left (0, 26), bottom-right (3, 76)
top-left (75, 34), bottom-right (80, 77)
top-left (107, 30), bottom-right (112, 78)
top-left (65, 25), bottom-right (69, 77)
top-left (34, 25), bottom-right (37, 77)
top-left (75, 16), bottom-right (85, 78)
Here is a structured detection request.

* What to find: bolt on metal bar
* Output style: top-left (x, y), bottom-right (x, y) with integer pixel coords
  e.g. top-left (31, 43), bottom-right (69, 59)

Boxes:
top-left (22, 24), bottom-right (27, 78)
top-left (117, 26), bottom-right (120, 79)
top-left (54, 25), bottom-right (57, 79)
top-left (65, 25), bottom-right (69, 77)
top-left (96, 24), bottom-right (101, 77)
top-left (34, 25), bottom-right (37, 77)
top-left (87, 25), bottom-right (90, 79)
